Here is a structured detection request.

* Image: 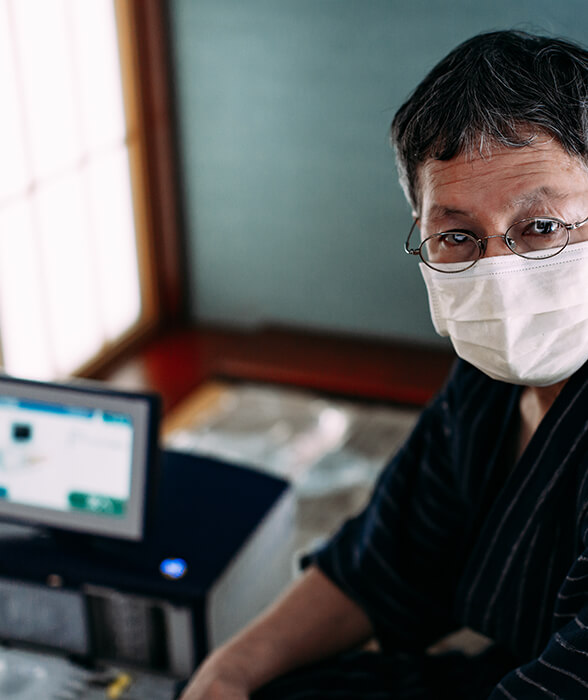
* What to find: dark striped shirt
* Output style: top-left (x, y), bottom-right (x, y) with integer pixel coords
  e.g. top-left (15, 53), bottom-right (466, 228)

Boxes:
top-left (311, 358), bottom-right (588, 698)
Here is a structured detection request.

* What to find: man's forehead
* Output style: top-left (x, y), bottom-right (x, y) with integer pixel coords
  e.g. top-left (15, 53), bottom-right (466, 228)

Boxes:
top-left (416, 140), bottom-right (588, 218)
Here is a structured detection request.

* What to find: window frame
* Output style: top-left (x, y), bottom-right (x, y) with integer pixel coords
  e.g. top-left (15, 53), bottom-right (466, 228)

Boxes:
top-left (75, 0), bottom-right (187, 379)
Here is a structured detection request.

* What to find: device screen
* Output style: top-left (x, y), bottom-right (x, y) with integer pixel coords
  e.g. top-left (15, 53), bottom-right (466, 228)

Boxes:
top-left (0, 396), bottom-right (134, 518)
top-left (0, 375), bottom-right (158, 541)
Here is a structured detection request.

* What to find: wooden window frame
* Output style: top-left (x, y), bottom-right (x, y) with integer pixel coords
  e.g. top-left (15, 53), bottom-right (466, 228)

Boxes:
top-left (79, 0), bottom-right (187, 379)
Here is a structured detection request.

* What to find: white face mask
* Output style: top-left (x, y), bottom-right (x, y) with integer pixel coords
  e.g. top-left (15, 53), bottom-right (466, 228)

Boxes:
top-left (420, 240), bottom-right (588, 386)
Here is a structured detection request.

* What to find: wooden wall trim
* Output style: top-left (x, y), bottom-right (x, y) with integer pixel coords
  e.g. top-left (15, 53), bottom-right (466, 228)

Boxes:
top-left (117, 0), bottom-right (188, 325)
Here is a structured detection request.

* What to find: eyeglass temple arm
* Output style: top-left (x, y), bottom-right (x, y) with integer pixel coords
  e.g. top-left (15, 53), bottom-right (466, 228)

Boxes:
top-left (404, 219), bottom-right (421, 255)
top-left (569, 215), bottom-right (588, 231)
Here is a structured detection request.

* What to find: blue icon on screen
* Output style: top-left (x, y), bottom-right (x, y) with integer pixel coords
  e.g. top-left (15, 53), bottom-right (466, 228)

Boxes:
top-left (159, 558), bottom-right (188, 580)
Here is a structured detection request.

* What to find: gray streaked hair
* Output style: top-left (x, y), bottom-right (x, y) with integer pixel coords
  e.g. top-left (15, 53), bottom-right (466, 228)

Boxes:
top-left (391, 31), bottom-right (588, 213)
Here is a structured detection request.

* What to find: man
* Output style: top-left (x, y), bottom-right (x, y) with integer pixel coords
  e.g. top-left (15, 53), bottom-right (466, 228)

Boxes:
top-left (181, 31), bottom-right (588, 698)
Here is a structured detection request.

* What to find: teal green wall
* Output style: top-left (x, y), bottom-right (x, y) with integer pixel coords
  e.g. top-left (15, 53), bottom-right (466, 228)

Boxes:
top-left (168, 0), bottom-right (588, 345)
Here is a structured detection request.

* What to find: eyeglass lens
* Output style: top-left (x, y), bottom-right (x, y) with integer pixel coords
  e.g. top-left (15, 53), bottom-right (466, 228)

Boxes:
top-left (421, 218), bottom-right (570, 271)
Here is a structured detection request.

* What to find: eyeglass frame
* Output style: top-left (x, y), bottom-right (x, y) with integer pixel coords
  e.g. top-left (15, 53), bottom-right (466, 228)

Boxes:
top-left (404, 214), bottom-right (588, 273)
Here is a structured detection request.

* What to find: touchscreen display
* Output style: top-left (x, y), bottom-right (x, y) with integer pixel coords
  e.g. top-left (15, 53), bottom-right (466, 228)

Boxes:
top-left (0, 397), bottom-right (134, 518)
top-left (0, 377), bottom-right (158, 541)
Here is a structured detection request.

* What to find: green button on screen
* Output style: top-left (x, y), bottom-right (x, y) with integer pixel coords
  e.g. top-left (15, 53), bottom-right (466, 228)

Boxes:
top-left (68, 492), bottom-right (126, 517)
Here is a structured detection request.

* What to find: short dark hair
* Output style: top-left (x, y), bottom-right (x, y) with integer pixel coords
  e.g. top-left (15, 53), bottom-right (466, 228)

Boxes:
top-left (391, 30), bottom-right (588, 212)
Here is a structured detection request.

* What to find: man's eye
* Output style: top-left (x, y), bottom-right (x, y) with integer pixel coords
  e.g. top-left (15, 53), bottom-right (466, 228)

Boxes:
top-left (525, 219), bottom-right (560, 235)
top-left (439, 232), bottom-right (470, 245)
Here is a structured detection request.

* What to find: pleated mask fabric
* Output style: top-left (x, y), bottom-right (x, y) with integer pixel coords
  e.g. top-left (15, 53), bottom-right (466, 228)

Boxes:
top-left (420, 240), bottom-right (588, 386)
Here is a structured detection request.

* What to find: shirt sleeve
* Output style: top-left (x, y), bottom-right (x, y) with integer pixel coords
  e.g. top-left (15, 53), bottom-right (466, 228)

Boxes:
top-left (308, 363), bottom-right (470, 652)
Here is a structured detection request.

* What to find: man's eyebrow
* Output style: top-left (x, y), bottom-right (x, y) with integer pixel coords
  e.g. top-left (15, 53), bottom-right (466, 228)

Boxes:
top-left (427, 203), bottom-right (471, 219)
top-left (427, 186), bottom-right (570, 221)
top-left (509, 185), bottom-right (570, 209)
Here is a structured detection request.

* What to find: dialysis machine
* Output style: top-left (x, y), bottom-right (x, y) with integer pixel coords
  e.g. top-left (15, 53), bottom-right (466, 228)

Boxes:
top-left (0, 375), bottom-right (294, 700)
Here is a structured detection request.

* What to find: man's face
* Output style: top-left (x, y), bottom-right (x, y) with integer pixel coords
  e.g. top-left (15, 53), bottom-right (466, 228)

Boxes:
top-left (416, 138), bottom-right (588, 257)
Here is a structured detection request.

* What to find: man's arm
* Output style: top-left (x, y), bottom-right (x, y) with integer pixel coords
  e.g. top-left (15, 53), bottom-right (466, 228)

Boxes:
top-left (179, 565), bottom-right (374, 699)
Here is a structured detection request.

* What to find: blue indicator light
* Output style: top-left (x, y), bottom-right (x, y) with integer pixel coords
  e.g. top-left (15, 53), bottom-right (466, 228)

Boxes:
top-left (160, 558), bottom-right (188, 580)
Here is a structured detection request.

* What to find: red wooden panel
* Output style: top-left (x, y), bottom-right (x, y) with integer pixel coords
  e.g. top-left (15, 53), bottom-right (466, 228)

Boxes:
top-left (100, 325), bottom-right (455, 414)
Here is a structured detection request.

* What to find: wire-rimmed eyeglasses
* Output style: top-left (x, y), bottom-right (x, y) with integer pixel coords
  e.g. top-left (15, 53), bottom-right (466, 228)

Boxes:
top-left (404, 215), bottom-right (588, 273)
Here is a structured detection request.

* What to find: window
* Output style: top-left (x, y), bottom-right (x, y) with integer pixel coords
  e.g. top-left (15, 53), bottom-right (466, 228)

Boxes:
top-left (0, 0), bottom-right (181, 380)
